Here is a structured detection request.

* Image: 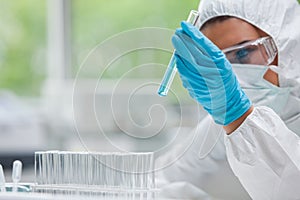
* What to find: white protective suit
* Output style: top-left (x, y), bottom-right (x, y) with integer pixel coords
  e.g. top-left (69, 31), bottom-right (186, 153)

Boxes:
top-left (156, 0), bottom-right (300, 199)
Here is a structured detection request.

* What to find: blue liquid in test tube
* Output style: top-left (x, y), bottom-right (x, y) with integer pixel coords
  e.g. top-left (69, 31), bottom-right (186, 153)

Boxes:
top-left (157, 10), bottom-right (200, 96)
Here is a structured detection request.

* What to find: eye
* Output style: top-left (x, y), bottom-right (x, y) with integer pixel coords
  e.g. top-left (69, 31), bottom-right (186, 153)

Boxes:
top-left (224, 46), bottom-right (257, 64)
top-left (235, 48), bottom-right (255, 63)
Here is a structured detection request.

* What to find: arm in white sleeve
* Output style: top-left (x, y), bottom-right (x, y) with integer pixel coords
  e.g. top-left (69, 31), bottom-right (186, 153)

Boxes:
top-left (156, 116), bottom-right (251, 199)
top-left (224, 106), bottom-right (300, 200)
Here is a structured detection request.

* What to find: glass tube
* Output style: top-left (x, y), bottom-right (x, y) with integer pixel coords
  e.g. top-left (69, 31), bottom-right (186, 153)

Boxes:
top-left (0, 164), bottom-right (6, 192)
top-left (12, 160), bottom-right (22, 192)
top-left (33, 151), bottom-right (155, 194)
top-left (157, 10), bottom-right (200, 96)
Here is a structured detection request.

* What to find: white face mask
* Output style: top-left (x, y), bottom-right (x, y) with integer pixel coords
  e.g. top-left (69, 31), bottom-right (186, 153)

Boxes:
top-left (232, 64), bottom-right (300, 136)
top-left (232, 64), bottom-right (291, 115)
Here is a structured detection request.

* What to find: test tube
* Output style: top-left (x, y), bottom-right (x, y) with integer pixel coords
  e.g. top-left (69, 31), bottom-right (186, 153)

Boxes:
top-left (157, 10), bottom-right (200, 96)
top-left (12, 160), bottom-right (22, 192)
top-left (0, 164), bottom-right (6, 192)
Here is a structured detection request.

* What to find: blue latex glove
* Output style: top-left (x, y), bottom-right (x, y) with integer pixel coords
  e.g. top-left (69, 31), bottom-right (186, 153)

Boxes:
top-left (172, 21), bottom-right (252, 125)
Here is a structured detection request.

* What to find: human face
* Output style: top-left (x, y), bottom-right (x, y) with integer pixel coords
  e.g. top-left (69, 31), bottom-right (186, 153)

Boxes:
top-left (201, 17), bottom-right (279, 86)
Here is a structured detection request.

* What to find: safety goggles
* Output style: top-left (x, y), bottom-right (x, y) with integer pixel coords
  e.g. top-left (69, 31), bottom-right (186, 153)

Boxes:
top-left (222, 36), bottom-right (278, 65)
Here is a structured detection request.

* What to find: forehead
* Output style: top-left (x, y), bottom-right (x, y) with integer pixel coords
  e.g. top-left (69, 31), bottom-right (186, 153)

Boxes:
top-left (201, 17), bottom-right (262, 49)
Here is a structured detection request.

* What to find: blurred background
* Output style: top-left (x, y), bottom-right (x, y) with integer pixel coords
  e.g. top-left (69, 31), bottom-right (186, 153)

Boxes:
top-left (2, 0), bottom-right (300, 186)
top-left (0, 0), bottom-right (204, 182)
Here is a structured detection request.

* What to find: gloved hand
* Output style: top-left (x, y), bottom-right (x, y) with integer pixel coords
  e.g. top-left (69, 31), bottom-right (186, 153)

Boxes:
top-left (172, 21), bottom-right (252, 125)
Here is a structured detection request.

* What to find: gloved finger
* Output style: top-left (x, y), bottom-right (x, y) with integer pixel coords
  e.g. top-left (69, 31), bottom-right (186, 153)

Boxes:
top-left (174, 55), bottom-right (199, 99)
top-left (177, 23), bottom-right (211, 58)
top-left (173, 51), bottom-right (207, 92)
top-left (173, 31), bottom-right (215, 69)
top-left (181, 21), bottom-right (224, 59)
top-left (174, 53), bottom-right (201, 83)
top-left (174, 30), bottom-right (215, 66)
top-left (174, 54), bottom-right (212, 102)
top-left (172, 33), bottom-right (201, 74)
top-left (175, 49), bottom-right (229, 103)
top-left (174, 45), bottom-right (222, 79)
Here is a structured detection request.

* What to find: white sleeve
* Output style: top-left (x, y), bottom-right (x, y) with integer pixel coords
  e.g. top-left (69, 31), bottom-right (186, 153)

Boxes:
top-left (156, 116), bottom-right (251, 199)
top-left (224, 106), bottom-right (300, 200)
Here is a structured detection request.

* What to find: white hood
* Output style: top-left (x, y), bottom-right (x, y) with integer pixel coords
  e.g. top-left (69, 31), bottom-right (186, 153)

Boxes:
top-left (196, 0), bottom-right (300, 134)
top-left (197, 0), bottom-right (300, 94)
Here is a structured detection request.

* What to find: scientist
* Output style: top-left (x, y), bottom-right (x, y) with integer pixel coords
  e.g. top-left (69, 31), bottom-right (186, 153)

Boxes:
top-left (157, 0), bottom-right (300, 199)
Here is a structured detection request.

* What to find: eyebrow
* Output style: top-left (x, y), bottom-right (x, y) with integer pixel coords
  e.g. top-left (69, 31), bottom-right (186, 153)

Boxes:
top-left (226, 39), bottom-right (255, 49)
top-left (235, 40), bottom-right (252, 46)
top-left (222, 39), bottom-right (254, 52)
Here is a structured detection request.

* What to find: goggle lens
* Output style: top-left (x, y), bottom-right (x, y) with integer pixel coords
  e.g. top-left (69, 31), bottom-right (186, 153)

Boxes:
top-left (222, 37), bottom-right (277, 65)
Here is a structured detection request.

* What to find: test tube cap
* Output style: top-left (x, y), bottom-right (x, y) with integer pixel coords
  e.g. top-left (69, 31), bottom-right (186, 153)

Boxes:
top-left (12, 160), bottom-right (22, 183)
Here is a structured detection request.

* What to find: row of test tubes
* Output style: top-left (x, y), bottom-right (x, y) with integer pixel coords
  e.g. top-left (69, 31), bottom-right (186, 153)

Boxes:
top-left (33, 151), bottom-right (155, 197)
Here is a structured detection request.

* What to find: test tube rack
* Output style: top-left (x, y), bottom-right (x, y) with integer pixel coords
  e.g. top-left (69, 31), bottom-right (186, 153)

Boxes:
top-left (0, 151), bottom-right (157, 199)
top-left (32, 151), bottom-right (156, 198)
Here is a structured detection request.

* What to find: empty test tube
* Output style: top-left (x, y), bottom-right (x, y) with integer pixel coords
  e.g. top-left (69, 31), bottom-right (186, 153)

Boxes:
top-left (0, 164), bottom-right (6, 192)
top-left (12, 160), bottom-right (22, 192)
top-left (157, 10), bottom-right (200, 96)
top-left (33, 151), bottom-right (155, 197)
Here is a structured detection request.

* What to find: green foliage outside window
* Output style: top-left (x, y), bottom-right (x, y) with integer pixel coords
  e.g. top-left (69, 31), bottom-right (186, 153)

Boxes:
top-left (0, 0), bottom-right (299, 96)
top-left (72, 0), bottom-right (198, 78)
top-left (0, 0), bottom-right (46, 96)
